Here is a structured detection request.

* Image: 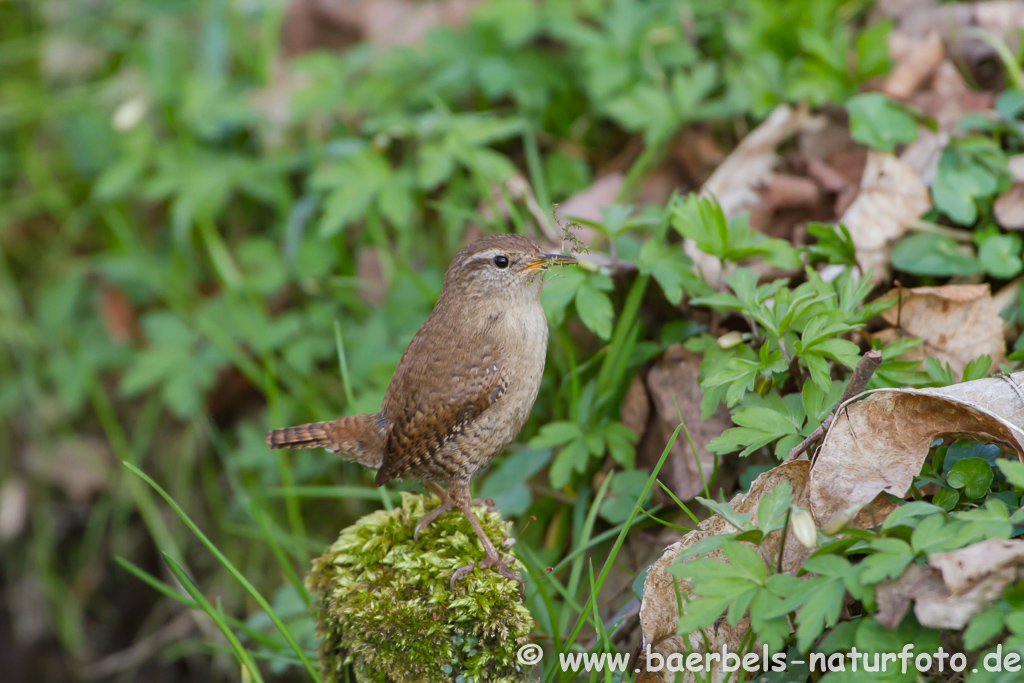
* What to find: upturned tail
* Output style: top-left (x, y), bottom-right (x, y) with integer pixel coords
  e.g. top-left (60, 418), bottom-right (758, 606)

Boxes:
top-left (265, 414), bottom-right (384, 469)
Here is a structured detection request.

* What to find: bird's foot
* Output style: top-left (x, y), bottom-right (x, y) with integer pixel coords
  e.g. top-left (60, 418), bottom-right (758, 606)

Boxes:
top-left (449, 554), bottom-right (525, 596)
top-left (415, 482), bottom-right (455, 542)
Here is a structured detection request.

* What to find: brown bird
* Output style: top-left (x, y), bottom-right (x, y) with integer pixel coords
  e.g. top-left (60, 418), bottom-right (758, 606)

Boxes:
top-left (266, 234), bottom-right (576, 587)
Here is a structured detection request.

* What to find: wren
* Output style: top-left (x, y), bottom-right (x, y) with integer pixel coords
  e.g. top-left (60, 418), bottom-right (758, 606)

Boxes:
top-left (266, 234), bottom-right (576, 588)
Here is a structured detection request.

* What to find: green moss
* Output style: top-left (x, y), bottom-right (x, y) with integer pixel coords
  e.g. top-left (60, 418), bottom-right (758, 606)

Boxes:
top-left (307, 493), bottom-right (534, 683)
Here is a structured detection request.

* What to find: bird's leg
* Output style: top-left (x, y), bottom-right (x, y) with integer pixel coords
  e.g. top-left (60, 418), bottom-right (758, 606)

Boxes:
top-left (415, 483), bottom-right (495, 540)
top-left (414, 482), bottom-right (454, 541)
top-left (447, 480), bottom-right (524, 593)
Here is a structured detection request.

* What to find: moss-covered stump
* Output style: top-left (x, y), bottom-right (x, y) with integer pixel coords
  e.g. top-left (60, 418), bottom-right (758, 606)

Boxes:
top-left (307, 492), bottom-right (535, 683)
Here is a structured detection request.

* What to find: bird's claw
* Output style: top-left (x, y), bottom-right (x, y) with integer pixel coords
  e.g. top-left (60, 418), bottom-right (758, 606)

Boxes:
top-left (414, 500), bottom-right (453, 542)
top-left (449, 555), bottom-right (526, 597)
top-left (469, 498), bottom-right (498, 513)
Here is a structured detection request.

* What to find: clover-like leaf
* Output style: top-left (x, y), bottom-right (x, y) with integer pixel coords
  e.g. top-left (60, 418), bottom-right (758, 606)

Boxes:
top-left (947, 457), bottom-right (995, 499)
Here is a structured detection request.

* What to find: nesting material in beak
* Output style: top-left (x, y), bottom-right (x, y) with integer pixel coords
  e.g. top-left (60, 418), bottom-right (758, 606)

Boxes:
top-left (519, 253), bottom-right (578, 272)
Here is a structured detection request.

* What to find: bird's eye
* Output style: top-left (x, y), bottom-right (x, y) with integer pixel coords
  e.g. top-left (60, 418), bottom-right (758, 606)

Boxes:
top-left (493, 255), bottom-right (510, 269)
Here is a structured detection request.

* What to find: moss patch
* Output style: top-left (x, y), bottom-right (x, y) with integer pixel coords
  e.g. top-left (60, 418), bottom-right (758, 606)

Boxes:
top-left (307, 492), bottom-right (534, 683)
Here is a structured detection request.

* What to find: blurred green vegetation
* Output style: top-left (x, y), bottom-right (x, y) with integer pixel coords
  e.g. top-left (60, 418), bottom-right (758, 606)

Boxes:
top-left (6, 0), bottom-right (1023, 681)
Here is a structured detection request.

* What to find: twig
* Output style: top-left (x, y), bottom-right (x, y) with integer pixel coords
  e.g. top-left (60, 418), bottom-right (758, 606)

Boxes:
top-left (784, 350), bottom-right (882, 463)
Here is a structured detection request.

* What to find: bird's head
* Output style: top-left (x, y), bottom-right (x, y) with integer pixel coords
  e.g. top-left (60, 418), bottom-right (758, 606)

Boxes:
top-left (440, 233), bottom-right (577, 306)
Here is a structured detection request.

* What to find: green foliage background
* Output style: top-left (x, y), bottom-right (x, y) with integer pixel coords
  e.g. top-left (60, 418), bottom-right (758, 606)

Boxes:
top-left (4, 0), bottom-right (1024, 681)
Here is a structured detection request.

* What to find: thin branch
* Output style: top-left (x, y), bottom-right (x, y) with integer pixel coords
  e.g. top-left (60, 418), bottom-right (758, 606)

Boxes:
top-left (784, 350), bottom-right (882, 463)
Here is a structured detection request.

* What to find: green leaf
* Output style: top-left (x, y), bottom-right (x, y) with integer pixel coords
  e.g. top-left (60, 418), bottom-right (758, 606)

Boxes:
top-left (966, 602), bottom-right (1012, 650)
top-left (756, 481), bottom-right (793, 534)
top-left (529, 421), bottom-right (583, 448)
top-left (979, 233), bottom-right (1023, 278)
top-left (997, 459), bottom-right (1024, 488)
top-left (846, 93), bottom-right (919, 152)
top-left (695, 496), bottom-right (752, 532)
top-left (676, 596), bottom-right (732, 633)
top-left (890, 233), bottom-right (981, 276)
top-left (575, 282), bottom-right (615, 339)
top-left (947, 457), bottom-right (994, 499)
top-left (880, 501), bottom-right (946, 530)
top-left (722, 540), bottom-right (767, 584)
top-left (963, 355), bottom-right (993, 382)
top-left (932, 145), bottom-right (1003, 225)
top-left (549, 438), bottom-right (589, 488)
top-left (709, 405), bottom-right (801, 457)
top-left (794, 578), bottom-right (846, 651)
top-left (638, 240), bottom-right (692, 304)
top-left (672, 193), bottom-right (728, 260)
top-left (805, 223), bottom-right (856, 266)
top-left (932, 487), bottom-right (960, 511)
top-left (860, 538), bottom-right (914, 584)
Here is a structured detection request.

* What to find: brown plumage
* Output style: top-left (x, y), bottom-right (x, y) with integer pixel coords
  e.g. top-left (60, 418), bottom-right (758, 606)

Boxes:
top-left (266, 233), bottom-right (576, 588)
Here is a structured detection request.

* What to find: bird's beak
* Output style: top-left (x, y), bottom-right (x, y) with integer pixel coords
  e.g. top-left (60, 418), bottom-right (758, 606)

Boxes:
top-left (519, 252), bottom-right (578, 272)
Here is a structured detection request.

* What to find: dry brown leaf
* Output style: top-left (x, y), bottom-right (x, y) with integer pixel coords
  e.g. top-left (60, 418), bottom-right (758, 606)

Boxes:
top-left (702, 105), bottom-right (819, 218)
top-left (808, 371), bottom-right (1024, 526)
top-left (995, 183), bottom-right (1024, 230)
top-left (874, 284), bottom-right (1006, 378)
top-left (840, 151), bottom-right (932, 282)
top-left (690, 104), bottom-right (820, 284)
top-left (877, 539), bottom-right (1024, 629)
top-left (638, 462), bottom-right (813, 682)
top-left (635, 345), bottom-right (733, 503)
top-left (620, 375), bottom-right (650, 438)
top-left (931, 538), bottom-right (1024, 594)
top-left (884, 31), bottom-right (945, 99)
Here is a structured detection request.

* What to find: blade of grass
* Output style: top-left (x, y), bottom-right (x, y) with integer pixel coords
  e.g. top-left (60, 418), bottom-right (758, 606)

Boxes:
top-left (551, 423), bottom-right (682, 683)
top-left (672, 396), bottom-right (711, 500)
top-left (124, 462), bottom-right (323, 683)
top-left (91, 384), bottom-right (181, 563)
top-left (114, 557), bottom-right (283, 650)
top-left (250, 498), bottom-right (311, 606)
top-left (163, 553), bottom-right (265, 683)
top-left (560, 475), bottom-right (613, 636)
top-left (333, 320), bottom-right (357, 408)
top-left (637, 506), bottom-right (691, 533)
top-left (656, 480), bottom-right (701, 526)
top-left (515, 550), bottom-right (563, 671)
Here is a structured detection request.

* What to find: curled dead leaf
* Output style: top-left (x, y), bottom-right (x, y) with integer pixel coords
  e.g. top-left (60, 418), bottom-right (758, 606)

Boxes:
top-left (873, 284), bottom-right (1006, 378)
top-left (809, 371), bottom-right (1024, 526)
top-left (638, 462), bottom-right (812, 682)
